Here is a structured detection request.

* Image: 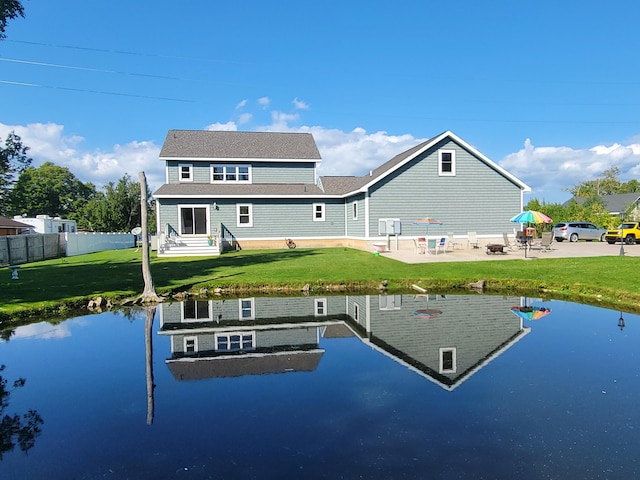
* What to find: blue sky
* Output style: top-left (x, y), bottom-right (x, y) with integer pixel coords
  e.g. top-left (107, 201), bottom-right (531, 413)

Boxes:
top-left (1, 0), bottom-right (639, 204)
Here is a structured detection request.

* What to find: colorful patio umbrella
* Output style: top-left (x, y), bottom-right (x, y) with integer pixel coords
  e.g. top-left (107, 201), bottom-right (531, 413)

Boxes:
top-left (510, 306), bottom-right (552, 321)
top-left (510, 210), bottom-right (553, 224)
top-left (412, 217), bottom-right (443, 237)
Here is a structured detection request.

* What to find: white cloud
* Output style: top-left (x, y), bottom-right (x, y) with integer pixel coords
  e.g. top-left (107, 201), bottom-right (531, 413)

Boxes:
top-left (292, 97), bottom-right (310, 110)
top-left (500, 138), bottom-right (640, 203)
top-left (257, 96), bottom-right (270, 108)
top-left (204, 121), bottom-right (238, 132)
top-left (237, 113), bottom-right (253, 125)
top-left (0, 121), bottom-right (163, 192)
top-left (4, 117), bottom-right (640, 207)
top-left (235, 99), bottom-right (247, 109)
top-left (12, 321), bottom-right (72, 340)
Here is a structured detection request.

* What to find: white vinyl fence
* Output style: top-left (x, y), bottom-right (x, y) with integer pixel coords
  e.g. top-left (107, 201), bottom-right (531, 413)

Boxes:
top-left (0, 232), bottom-right (135, 266)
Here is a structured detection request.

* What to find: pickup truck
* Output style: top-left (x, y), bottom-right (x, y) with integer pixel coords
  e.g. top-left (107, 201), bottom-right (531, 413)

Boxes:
top-left (605, 222), bottom-right (640, 245)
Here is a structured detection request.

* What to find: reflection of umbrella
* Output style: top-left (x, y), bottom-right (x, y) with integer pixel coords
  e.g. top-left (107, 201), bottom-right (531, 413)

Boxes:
top-left (511, 306), bottom-right (552, 321)
top-left (413, 309), bottom-right (442, 318)
top-left (510, 210), bottom-right (553, 224)
top-left (413, 217), bottom-right (443, 237)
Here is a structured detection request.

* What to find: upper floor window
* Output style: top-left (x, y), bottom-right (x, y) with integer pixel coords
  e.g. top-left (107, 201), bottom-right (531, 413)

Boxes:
top-left (179, 163), bottom-right (193, 182)
top-left (211, 164), bottom-right (251, 183)
top-left (313, 203), bottom-right (325, 222)
top-left (439, 347), bottom-right (457, 373)
top-left (215, 331), bottom-right (255, 352)
top-left (438, 150), bottom-right (456, 176)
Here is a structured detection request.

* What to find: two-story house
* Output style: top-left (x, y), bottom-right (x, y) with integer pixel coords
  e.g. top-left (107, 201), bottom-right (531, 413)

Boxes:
top-left (153, 129), bottom-right (530, 256)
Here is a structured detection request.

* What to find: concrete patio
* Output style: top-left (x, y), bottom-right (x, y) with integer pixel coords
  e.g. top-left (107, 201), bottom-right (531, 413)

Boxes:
top-left (378, 238), bottom-right (639, 263)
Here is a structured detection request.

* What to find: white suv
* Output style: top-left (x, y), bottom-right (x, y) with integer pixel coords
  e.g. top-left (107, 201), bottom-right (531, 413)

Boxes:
top-left (553, 222), bottom-right (607, 242)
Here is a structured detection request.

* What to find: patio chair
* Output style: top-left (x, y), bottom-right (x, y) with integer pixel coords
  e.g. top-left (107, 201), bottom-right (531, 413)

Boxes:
top-left (414, 238), bottom-right (426, 254)
top-left (436, 237), bottom-right (447, 254)
top-left (467, 231), bottom-right (479, 249)
top-left (426, 238), bottom-right (438, 255)
top-left (502, 232), bottom-right (517, 251)
top-left (447, 232), bottom-right (461, 250)
top-left (536, 232), bottom-right (554, 252)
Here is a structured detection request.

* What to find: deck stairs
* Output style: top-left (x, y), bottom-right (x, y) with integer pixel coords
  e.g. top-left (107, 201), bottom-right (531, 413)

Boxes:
top-left (157, 234), bottom-right (221, 257)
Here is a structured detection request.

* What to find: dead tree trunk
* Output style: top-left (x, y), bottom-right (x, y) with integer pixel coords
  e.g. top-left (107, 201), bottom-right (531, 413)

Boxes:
top-left (137, 171), bottom-right (163, 304)
top-left (145, 306), bottom-right (156, 425)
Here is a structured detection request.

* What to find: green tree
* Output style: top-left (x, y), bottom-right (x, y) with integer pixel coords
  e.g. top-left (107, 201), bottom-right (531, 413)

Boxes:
top-left (0, 364), bottom-right (43, 460)
top-left (0, 132), bottom-right (32, 215)
top-left (10, 162), bottom-right (97, 218)
top-left (79, 174), bottom-right (152, 232)
top-left (568, 166), bottom-right (623, 197)
top-left (0, 0), bottom-right (25, 40)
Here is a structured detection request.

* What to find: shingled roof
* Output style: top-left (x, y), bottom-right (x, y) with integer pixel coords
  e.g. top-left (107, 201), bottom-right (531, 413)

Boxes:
top-left (160, 130), bottom-right (321, 160)
top-left (154, 182), bottom-right (327, 198)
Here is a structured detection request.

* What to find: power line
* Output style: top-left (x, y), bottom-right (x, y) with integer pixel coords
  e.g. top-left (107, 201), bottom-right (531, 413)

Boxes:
top-left (0, 79), bottom-right (195, 102)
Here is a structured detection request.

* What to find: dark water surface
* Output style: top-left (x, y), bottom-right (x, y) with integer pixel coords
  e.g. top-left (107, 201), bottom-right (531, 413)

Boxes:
top-left (1, 294), bottom-right (639, 479)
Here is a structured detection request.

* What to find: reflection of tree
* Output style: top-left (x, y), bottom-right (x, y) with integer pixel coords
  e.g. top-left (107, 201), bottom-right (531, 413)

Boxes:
top-left (0, 365), bottom-right (43, 460)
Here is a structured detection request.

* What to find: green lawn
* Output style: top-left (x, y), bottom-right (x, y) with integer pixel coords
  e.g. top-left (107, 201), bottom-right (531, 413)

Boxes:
top-left (1, 247), bottom-right (639, 322)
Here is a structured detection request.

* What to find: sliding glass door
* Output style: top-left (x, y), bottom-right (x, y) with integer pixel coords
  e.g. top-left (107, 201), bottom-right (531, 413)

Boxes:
top-left (180, 206), bottom-right (208, 235)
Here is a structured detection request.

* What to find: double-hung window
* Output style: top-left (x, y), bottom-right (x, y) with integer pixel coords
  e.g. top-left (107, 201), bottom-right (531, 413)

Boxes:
top-left (178, 164), bottom-right (193, 182)
top-left (215, 332), bottom-right (255, 352)
top-left (438, 150), bottom-right (456, 176)
top-left (313, 203), bottom-right (325, 222)
top-left (211, 165), bottom-right (251, 183)
top-left (237, 204), bottom-right (253, 227)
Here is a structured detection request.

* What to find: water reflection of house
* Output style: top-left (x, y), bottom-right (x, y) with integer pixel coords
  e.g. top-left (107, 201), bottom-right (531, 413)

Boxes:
top-left (345, 294), bottom-right (531, 391)
top-left (159, 297), bottom-right (351, 381)
top-left (159, 294), bottom-right (531, 390)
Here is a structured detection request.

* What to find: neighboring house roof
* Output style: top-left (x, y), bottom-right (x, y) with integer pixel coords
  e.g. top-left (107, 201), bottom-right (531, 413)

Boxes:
top-left (0, 216), bottom-right (32, 229)
top-left (154, 182), bottom-right (328, 198)
top-left (319, 130), bottom-right (531, 195)
top-left (159, 130), bottom-right (322, 161)
top-left (567, 193), bottom-right (640, 214)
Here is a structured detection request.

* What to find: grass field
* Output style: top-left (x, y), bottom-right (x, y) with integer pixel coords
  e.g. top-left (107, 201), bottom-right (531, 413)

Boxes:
top-left (1, 247), bottom-right (639, 322)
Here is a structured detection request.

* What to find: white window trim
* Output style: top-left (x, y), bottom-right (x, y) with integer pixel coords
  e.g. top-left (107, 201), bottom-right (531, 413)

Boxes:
top-left (238, 297), bottom-right (255, 320)
top-left (314, 298), bottom-right (328, 316)
top-left (183, 336), bottom-right (198, 354)
top-left (353, 303), bottom-right (360, 322)
top-left (439, 347), bottom-right (457, 373)
top-left (181, 300), bottom-right (212, 322)
top-left (178, 204), bottom-right (211, 236)
top-left (210, 164), bottom-right (252, 183)
top-left (313, 203), bottom-right (325, 222)
top-left (379, 294), bottom-right (402, 310)
top-left (438, 149), bottom-right (456, 176)
top-left (236, 204), bottom-right (253, 227)
top-left (352, 201), bottom-right (358, 220)
top-left (214, 331), bottom-right (256, 352)
top-left (178, 163), bottom-right (193, 182)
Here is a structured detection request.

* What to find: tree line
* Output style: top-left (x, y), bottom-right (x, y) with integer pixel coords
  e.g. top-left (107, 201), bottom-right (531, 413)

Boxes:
top-left (526, 166), bottom-right (640, 230)
top-left (0, 132), bottom-right (155, 233)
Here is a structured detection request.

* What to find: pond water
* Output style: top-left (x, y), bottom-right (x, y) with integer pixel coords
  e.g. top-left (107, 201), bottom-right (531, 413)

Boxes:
top-left (1, 294), bottom-right (639, 479)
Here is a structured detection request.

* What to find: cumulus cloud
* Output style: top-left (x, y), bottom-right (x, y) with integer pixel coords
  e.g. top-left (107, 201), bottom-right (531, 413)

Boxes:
top-left (11, 321), bottom-right (72, 340)
top-left (499, 138), bottom-right (640, 203)
top-left (257, 96), bottom-right (270, 108)
top-left (4, 112), bottom-right (640, 206)
top-left (0, 121), bottom-right (163, 192)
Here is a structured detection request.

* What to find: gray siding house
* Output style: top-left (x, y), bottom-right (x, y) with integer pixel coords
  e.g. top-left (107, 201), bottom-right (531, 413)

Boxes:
top-left (154, 129), bottom-right (531, 256)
